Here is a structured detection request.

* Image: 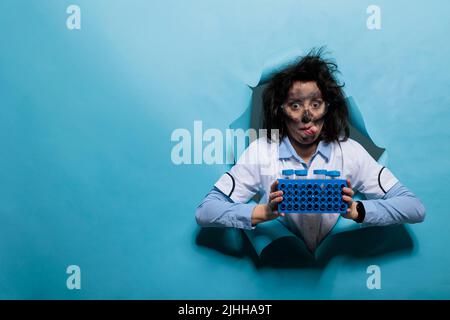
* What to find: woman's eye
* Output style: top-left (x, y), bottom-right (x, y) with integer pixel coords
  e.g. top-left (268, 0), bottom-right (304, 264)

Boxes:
top-left (291, 103), bottom-right (301, 109)
top-left (312, 101), bottom-right (321, 108)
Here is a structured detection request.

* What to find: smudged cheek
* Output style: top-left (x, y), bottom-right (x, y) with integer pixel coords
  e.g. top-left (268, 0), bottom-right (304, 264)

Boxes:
top-left (284, 117), bottom-right (300, 134)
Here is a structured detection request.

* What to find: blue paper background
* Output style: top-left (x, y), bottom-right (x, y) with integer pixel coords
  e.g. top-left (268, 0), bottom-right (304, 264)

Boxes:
top-left (0, 0), bottom-right (449, 299)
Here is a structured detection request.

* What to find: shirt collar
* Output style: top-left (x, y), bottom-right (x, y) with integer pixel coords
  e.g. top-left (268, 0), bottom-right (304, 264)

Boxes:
top-left (278, 136), bottom-right (331, 163)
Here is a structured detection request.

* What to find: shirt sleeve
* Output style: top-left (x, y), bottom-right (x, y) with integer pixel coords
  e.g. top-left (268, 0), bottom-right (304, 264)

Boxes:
top-left (360, 182), bottom-right (426, 226)
top-left (214, 140), bottom-right (262, 203)
top-left (348, 140), bottom-right (399, 199)
top-left (195, 187), bottom-right (256, 229)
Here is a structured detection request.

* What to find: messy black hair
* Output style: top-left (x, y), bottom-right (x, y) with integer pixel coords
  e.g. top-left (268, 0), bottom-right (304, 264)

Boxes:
top-left (262, 47), bottom-right (349, 143)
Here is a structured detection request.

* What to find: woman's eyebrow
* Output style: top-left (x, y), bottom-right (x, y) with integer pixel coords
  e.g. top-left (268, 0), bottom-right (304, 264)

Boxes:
top-left (287, 91), bottom-right (323, 101)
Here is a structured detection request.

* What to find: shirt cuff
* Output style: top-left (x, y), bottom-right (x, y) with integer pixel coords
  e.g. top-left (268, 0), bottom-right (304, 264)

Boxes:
top-left (233, 203), bottom-right (257, 230)
top-left (359, 200), bottom-right (378, 225)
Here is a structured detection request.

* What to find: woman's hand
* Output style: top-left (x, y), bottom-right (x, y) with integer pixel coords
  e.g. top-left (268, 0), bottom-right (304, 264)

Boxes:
top-left (251, 180), bottom-right (285, 226)
top-left (341, 178), bottom-right (359, 220)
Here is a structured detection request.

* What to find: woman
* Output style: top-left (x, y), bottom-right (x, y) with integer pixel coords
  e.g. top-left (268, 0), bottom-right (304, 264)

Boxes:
top-left (195, 48), bottom-right (425, 252)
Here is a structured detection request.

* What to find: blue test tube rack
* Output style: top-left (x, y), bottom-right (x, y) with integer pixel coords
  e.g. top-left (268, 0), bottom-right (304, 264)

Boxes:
top-left (277, 169), bottom-right (348, 214)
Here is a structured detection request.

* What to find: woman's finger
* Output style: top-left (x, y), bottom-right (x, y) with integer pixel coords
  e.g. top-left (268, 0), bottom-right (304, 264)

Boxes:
top-left (346, 178), bottom-right (352, 190)
top-left (268, 190), bottom-right (283, 201)
top-left (342, 195), bottom-right (353, 203)
top-left (269, 196), bottom-right (283, 211)
top-left (270, 180), bottom-right (279, 193)
top-left (342, 187), bottom-right (354, 196)
top-left (270, 196), bottom-right (283, 205)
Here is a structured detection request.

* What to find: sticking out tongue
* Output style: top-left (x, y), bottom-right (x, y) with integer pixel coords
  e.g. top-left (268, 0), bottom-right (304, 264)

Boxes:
top-left (303, 126), bottom-right (317, 136)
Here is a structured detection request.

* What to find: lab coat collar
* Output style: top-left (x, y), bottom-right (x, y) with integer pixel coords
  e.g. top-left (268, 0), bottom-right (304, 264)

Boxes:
top-left (278, 135), bottom-right (331, 163)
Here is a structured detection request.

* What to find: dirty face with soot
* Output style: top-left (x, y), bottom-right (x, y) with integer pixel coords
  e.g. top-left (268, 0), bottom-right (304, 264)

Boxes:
top-left (282, 81), bottom-right (328, 145)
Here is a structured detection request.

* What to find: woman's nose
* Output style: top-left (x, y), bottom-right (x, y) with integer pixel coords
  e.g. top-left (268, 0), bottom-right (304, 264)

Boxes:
top-left (301, 111), bottom-right (312, 123)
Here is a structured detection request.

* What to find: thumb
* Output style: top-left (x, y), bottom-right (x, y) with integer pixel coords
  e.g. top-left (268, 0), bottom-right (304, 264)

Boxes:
top-left (346, 178), bottom-right (352, 190)
top-left (270, 179), bottom-right (279, 193)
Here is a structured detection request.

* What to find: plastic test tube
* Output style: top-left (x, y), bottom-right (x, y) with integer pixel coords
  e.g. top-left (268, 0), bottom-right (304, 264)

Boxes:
top-left (281, 169), bottom-right (295, 179)
top-left (313, 169), bottom-right (328, 180)
top-left (326, 170), bottom-right (340, 179)
top-left (294, 169), bottom-right (308, 179)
